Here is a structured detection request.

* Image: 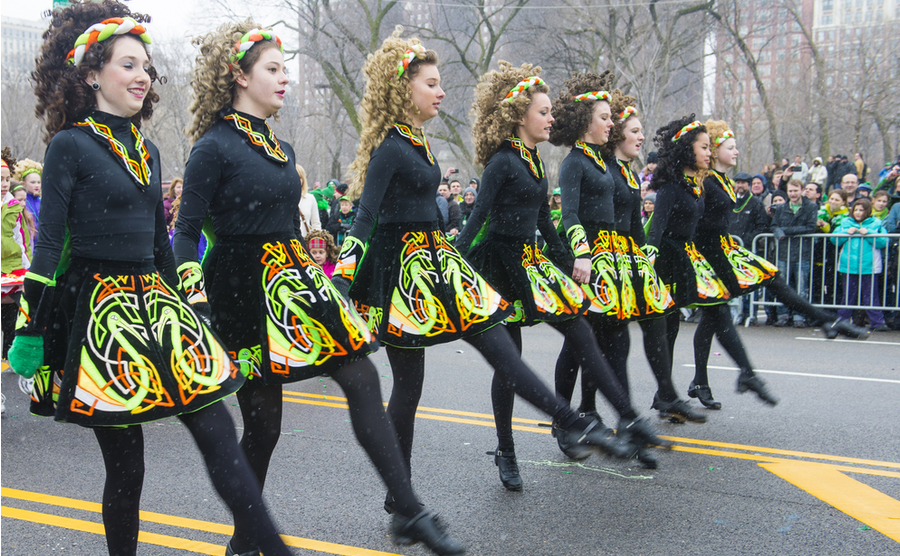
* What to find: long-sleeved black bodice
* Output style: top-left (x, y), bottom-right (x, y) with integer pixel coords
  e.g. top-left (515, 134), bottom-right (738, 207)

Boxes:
top-left (345, 125), bottom-right (443, 242)
top-left (173, 110), bottom-right (301, 265)
top-left (455, 140), bottom-right (564, 254)
top-left (558, 142), bottom-right (615, 259)
top-left (608, 157), bottom-right (646, 243)
top-left (646, 175), bottom-right (705, 248)
top-left (31, 110), bottom-right (172, 281)
top-left (697, 170), bottom-right (737, 235)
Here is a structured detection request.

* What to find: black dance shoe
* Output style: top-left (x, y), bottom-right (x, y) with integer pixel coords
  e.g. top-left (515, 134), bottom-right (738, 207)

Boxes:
top-left (225, 542), bottom-right (260, 556)
top-left (557, 417), bottom-right (635, 459)
top-left (392, 510), bottom-right (466, 556)
top-left (486, 448), bottom-right (523, 491)
top-left (617, 417), bottom-right (673, 449)
top-left (736, 373), bottom-right (778, 406)
top-left (636, 446), bottom-right (658, 469)
top-left (687, 381), bottom-right (722, 410)
top-left (823, 318), bottom-right (870, 340)
top-left (651, 393), bottom-right (708, 424)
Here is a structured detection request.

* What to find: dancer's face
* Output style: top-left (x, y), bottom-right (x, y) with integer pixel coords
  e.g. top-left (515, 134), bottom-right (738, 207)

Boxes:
top-left (616, 117), bottom-right (644, 160)
top-left (89, 36), bottom-right (151, 118)
top-left (23, 173), bottom-right (41, 196)
top-left (716, 137), bottom-right (739, 168)
top-left (582, 101), bottom-right (613, 145)
top-left (1, 166), bottom-right (10, 196)
top-left (518, 92), bottom-right (554, 148)
top-left (408, 64), bottom-right (444, 126)
top-left (234, 45), bottom-right (289, 119)
top-left (692, 132), bottom-right (712, 170)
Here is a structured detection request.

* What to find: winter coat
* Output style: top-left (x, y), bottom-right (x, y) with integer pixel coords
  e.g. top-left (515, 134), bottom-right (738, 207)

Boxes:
top-left (816, 205), bottom-right (848, 233)
top-left (728, 193), bottom-right (770, 249)
top-left (770, 197), bottom-right (817, 263)
top-left (830, 216), bottom-right (889, 274)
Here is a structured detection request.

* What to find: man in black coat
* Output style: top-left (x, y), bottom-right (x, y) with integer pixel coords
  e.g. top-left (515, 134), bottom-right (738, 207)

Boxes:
top-left (729, 172), bottom-right (770, 325)
top-left (770, 179), bottom-right (817, 327)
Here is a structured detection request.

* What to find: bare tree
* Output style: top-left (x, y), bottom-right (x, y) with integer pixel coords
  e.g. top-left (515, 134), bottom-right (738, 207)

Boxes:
top-left (1, 67), bottom-right (44, 159)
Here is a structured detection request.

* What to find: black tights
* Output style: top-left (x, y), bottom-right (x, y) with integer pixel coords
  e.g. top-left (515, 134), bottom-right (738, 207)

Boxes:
top-left (230, 357), bottom-right (422, 551)
top-left (92, 402), bottom-right (289, 556)
top-left (385, 324), bottom-right (596, 465)
top-left (492, 319), bottom-right (635, 451)
top-left (692, 304), bottom-right (754, 386)
top-left (554, 317), bottom-right (679, 413)
top-left (768, 275), bottom-right (836, 323)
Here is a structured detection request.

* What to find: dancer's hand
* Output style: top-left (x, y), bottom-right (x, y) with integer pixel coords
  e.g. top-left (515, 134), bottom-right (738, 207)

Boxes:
top-left (572, 258), bottom-right (592, 284)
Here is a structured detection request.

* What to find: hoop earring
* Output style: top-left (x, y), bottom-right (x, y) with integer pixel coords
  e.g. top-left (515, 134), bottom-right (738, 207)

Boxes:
top-left (91, 82), bottom-right (100, 91)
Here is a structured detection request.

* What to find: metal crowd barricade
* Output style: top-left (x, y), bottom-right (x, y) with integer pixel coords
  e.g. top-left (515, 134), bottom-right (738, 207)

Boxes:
top-left (749, 232), bottom-right (900, 320)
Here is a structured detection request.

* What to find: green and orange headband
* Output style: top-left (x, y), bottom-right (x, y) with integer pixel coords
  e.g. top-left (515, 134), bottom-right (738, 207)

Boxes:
top-left (397, 44), bottom-right (426, 79)
top-left (66, 17), bottom-right (151, 66)
top-left (672, 120), bottom-right (702, 143)
top-left (503, 76), bottom-right (545, 102)
top-left (229, 28), bottom-right (283, 71)
top-left (619, 106), bottom-right (637, 123)
top-left (715, 129), bottom-right (735, 146)
top-left (572, 90), bottom-right (610, 102)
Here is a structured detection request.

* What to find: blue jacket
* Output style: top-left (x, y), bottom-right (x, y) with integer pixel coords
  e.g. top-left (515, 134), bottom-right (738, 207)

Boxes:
top-left (883, 203), bottom-right (900, 233)
top-left (830, 216), bottom-right (889, 274)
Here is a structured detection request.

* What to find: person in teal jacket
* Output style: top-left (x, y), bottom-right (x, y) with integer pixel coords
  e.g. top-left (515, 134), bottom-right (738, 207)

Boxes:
top-left (830, 198), bottom-right (889, 330)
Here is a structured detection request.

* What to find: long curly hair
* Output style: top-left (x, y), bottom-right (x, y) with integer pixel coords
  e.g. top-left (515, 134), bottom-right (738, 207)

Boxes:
top-left (348, 27), bottom-right (438, 199)
top-left (1, 147), bottom-right (17, 171)
top-left (649, 114), bottom-right (708, 192)
top-left (187, 20), bottom-right (282, 143)
top-left (13, 159), bottom-right (43, 181)
top-left (548, 70), bottom-right (614, 148)
top-left (600, 89), bottom-right (639, 159)
top-left (704, 119), bottom-right (731, 166)
top-left (472, 61), bottom-right (549, 167)
top-left (32, 0), bottom-right (160, 143)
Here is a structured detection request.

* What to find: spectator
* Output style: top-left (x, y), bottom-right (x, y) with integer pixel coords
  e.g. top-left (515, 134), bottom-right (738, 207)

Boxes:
top-left (164, 177), bottom-right (182, 228)
top-left (549, 187), bottom-right (562, 211)
top-left (857, 183), bottom-right (873, 198)
top-left (435, 187), bottom-right (449, 230)
top-left (326, 196), bottom-right (355, 246)
top-left (854, 152), bottom-right (868, 182)
top-left (305, 229), bottom-right (339, 278)
top-left (296, 164), bottom-right (322, 239)
top-left (327, 182), bottom-right (350, 228)
top-left (792, 155), bottom-right (809, 183)
top-left (311, 179), bottom-right (337, 228)
top-left (817, 189), bottom-right (850, 233)
top-left (839, 173), bottom-right (861, 201)
top-left (468, 176), bottom-right (480, 191)
top-left (803, 182), bottom-right (821, 206)
top-left (831, 198), bottom-right (889, 331)
top-left (825, 155), bottom-right (840, 192)
top-left (449, 178), bottom-right (463, 203)
top-left (437, 181), bottom-right (461, 236)
top-left (770, 179), bottom-right (817, 327)
top-left (771, 169), bottom-right (786, 192)
top-left (752, 173), bottom-right (773, 211)
top-left (14, 159), bottom-right (42, 230)
top-left (871, 190), bottom-right (890, 221)
top-left (638, 151), bottom-right (657, 183)
top-left (883, 199), bottom-right (900, 233)
top-left (808, 157), bottom-right (827, 188)
top-left (460, 186), bottom-right (477, 228)
top-left (641, 191), bottom-right (655, 228)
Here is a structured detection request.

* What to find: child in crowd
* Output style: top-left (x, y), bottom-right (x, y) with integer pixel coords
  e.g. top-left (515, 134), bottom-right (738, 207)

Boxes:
top-left (326, 196), bottom-right (355, 245)
top-left (831, 198), bottom-right (890, 331)
top-left (872, 190), bottom-right (890, 221)
top-left (306, 230), bottom-right (339, 278)
top-left (642, 191), bottom-right (655, 228)
top-left (817, 189), bottom-right (849, 232)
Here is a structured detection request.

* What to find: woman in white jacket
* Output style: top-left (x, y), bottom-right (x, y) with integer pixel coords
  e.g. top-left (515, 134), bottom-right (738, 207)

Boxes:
top-left (297, 164), bottom-right (321, 238)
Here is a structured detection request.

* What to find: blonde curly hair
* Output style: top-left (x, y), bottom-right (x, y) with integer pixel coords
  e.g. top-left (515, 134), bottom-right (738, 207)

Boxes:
top-left (548, 71), bottom-right (614, 148)
top-left (472, 61), bottom-right (549, 168)
top-left (13, 158), bottom-right (43, 181)
top-left (348, 27), bottom-right (438, 199)
top-left (187, 20), bottom-right (282, 143)
top-left (600, 89), bottom-right (638, 160)
top-left (704, 119), bottom-right (732, 165)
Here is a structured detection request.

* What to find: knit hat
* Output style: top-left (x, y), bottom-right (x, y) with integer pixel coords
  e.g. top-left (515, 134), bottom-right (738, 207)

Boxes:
top-left (752, 173), bottom-right (768, 186)
top-left (335, 183), bottom-right (349, 195)
top-left (647, 151), bottom-right (658, 164)
top-left (771, 190), bottom-right (788, 202)
top-left (463, 186), bottom-right (477, 201)
top-left (858, 183), bottom-right (872, 192)
top-left (643, 192), bottom-right (657, 205)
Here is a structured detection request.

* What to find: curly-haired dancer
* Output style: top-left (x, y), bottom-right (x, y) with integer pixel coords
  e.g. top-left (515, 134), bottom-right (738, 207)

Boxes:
top-left (173, 21), bottom-right (463, 556)
top-left (335, 30), bottom-right (638, 499)
top-left (8, 3), bottom-right (290, 555)
top-left (689, 120), bottom-right (866, 409)
top-left (549, 79), bottom-right (705, 468)
top-left (456, 62), bottom-right (669, 487)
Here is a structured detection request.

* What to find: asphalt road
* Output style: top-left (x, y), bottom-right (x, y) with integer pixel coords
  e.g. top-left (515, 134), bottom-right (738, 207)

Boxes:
top-left (2, 322), bottom-right (899, 555)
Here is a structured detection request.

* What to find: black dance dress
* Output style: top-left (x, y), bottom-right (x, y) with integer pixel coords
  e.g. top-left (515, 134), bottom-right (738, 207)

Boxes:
top-left (695, 170), bottom-right (778, 298)
top-left (21, 111), bottom-right (242, 426)
top-left (173, 109), bottom-right (372, 383)
top-left (646, 175), bottom-right (730, 307)
top-left (455, 138), bottom-right (588, 324)
top-left (338, 124), bottom-right (510, 346)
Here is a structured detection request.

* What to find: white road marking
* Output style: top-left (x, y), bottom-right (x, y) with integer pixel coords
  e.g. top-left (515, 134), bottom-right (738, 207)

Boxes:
top-left (683, 364), bottom-right (900, 385)
top-left (794, 336), bottom-right (900, 347)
